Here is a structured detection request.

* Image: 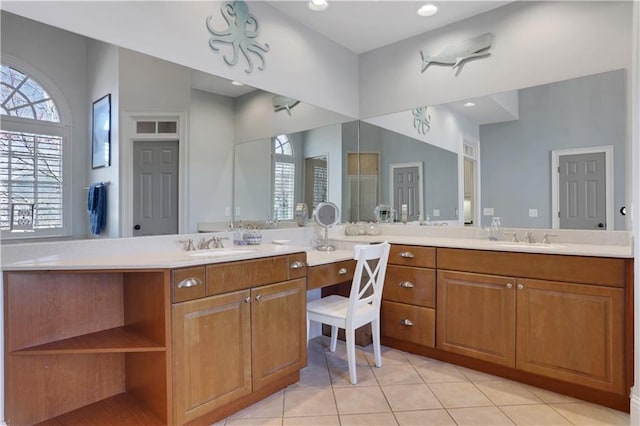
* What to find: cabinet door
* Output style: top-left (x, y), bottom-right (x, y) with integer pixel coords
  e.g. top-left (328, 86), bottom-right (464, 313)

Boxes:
top-left (252, 279), bottom-right (307, 391)
top-left (172, 290), bottom-right (252, 425)
top-left (437, 270), bottom-right (516, 367)
top-left (516, 278), bottom-right (625, 394)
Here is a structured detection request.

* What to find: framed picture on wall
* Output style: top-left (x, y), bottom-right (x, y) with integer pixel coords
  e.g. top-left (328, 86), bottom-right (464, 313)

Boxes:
top-left (92, 94), bottom-right (111, 169)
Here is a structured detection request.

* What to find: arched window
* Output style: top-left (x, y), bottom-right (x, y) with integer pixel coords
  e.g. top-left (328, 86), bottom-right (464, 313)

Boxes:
top-left (1, 64), bottom-right (66, 236)
top-left (272, 134), bottom-right (296, 221)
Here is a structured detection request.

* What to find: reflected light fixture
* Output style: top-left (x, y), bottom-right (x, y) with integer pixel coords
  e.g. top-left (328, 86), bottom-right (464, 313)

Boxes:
top-left (308, 0), bottom-right (329, 12)
top-left (418, 4), bottom-right (438, 17)
top-left (463, 102), bottom-right (476, 107)
top-left (231, 80), bottom-right (244, 86)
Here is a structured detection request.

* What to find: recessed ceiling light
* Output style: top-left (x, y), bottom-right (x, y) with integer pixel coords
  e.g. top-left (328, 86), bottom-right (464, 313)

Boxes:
top-left (418, 4), bottom-right (438, 17)
top-left (463, 102), bottom-right (476, 107)
top-left (231, 81), bottom-right (244, 86)
top-left (308, 0), bottom-right (328, 12)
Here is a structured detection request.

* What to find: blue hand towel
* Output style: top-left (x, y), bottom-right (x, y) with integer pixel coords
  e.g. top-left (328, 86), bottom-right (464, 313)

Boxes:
top-left (88, 183), bottom-right (107, 235)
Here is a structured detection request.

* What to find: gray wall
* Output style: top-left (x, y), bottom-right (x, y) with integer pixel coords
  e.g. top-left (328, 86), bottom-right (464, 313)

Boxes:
top-left (480, 70), bottom-right (626, 229)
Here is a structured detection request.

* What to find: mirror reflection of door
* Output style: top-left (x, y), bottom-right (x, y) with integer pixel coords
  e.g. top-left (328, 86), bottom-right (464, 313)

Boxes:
top-left (463, 158), bottom-right (476, 225)
top-left (391, 163), bottom-right (422, 222)
top-left (132, 140), bottom-right (179, 236)
top-left (305, 155), bottom-right (328, 216)
top-left (558, 152), bottom-right (607, 230)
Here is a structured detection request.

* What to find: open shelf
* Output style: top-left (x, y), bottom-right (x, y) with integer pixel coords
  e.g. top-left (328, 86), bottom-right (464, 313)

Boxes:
top-left (13, 326), bottom-right (165, 355)
top-left (36, 393), bottom-right (165, 426)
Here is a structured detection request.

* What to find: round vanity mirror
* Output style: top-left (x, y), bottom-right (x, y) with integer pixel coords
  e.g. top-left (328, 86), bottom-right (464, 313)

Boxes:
top-left (314, 201), bottom-right (339, 251)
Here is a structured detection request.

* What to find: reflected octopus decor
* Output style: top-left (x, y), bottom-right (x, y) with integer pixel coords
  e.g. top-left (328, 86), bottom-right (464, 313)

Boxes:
top-left (206, 0), bottom-right (270, 73)
top-left (273, 95), bottom-right (300, 116)
top-left (412, 106), bottom-right (431, 135)
top-left (420, 33), bottom-right (493, 74)
top-left (91, 94), bottom-right (111, 169)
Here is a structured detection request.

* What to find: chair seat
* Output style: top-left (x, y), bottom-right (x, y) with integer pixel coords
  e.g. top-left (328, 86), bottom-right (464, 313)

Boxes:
top-left (307, 295), bottom-right (376, 327)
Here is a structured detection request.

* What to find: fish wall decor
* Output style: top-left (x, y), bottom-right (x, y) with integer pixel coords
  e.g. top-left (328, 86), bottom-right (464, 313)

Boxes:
top-left (420, 33), bottom-right (493, 74)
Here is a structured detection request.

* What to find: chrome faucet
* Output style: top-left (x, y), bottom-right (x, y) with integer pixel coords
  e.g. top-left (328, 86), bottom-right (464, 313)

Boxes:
top-left (198, 237), bottom-right (215, 250)
top-left (523, 231), bottom-right (535, 243)
top-left (504, 232), bottom-right (519, 242)
top-left (178, 238), bottom-right (196, 251)
top-left (542, 233), bottom-right (558, 244)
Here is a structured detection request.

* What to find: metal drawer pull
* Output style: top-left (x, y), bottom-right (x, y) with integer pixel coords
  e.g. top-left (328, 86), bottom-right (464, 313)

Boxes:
top-left (244, 296), bottom-right (251, 303)
top-left (177, 277), bottom-right (202, 289)
top-left (338, 267), bottom-right (348, 275)
top-left (400, 319), bottom-right (414, 326)
top-left (290, 261), bottom-right (305, 269)
top-left (506, 283), bottom-right (513, 289)
top-left (399, 281), bottom-right (415, 288)
top-left (399, 251), bottom-right (415, 258)
top-left (517, 284), bottom-right (524, 290)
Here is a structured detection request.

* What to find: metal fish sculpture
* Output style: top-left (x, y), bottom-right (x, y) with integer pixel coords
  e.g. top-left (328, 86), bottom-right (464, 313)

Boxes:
top-left (272, 95), bottom-right (300, 116)
top-left (421, 33), bottom-right (494, 73)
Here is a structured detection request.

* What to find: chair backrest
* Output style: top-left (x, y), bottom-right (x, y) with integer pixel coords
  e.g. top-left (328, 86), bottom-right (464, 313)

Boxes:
top-left (347, 241), bottom-right (391, 321)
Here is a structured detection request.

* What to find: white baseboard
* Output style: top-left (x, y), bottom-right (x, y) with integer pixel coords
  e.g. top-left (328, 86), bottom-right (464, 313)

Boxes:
top-left (630, 393), bottom-right (640, 426)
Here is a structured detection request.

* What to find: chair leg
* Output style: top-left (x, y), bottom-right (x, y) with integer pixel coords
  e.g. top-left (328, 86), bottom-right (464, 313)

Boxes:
top-left (371, 319), bottom-right (382, 367)
top-left (345, 327), bottom-right (358, 384)
top-left (330, 325), bottom-right (338, 352)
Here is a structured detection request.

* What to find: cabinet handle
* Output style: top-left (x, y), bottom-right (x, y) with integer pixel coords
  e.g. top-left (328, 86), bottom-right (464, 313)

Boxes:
top-left (244, 296), bottom-right (251, 303)
top-left (399, 281), bottom-right (415, 288)
top-left (400, 319), bottom-right (414, 326)
top-left (338, 267), bottom-right (348, 275)
top-left (255, 294), bottom-right (262, 301)
top-left (517, 284), bottom-right (524, 290)
top-left (290, 261), bottom-right (305, 269)
top-left (506, 283), bottom-right (513, 289)
top-left (177, 277), bottom-right (202, 289)
top-left (399, 251), bottom-right (415, 258)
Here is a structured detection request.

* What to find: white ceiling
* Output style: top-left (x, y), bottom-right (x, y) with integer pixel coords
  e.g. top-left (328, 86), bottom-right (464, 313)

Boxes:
top-left (265, 0), bottom-right (512, 54)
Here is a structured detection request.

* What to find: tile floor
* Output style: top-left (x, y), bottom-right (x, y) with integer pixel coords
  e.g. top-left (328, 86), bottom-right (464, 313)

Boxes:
top-left (216, 336), bottom-right (630, 425)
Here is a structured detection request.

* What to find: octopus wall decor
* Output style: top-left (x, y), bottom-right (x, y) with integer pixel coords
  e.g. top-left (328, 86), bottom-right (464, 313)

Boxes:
top-left (206, 0), bottom-right (270, 74)
top-left (412, 107), bottom-right (432, 135)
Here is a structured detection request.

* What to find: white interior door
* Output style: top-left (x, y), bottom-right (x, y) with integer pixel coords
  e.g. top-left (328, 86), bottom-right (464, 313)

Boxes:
top-left (391, 165), bottom-right (421, 221)
top-left (132, 140), bottom-right (179, 236)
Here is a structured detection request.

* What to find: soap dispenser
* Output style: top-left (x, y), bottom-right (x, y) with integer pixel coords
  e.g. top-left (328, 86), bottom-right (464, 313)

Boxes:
top-left (488, 217), bottom-right (502, 241)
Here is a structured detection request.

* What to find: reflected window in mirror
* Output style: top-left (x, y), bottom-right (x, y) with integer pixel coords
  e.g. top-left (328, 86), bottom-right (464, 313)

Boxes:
top-left (305, 155), bottom-right (327, 214)
top-left (1, 63), bottom-right (69, 238)
top-left (272, 134), bottom-right (296, 221)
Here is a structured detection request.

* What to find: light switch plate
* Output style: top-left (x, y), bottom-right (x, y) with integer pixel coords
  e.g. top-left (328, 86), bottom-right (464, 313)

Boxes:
top-left (529, 208), bottom-right (538, 217)
top-left (483, 208), bottom-right (494, 216)
top-left (433, 209), bottom-right (440, 217)
top-left (225, 207), bottom-right (231, 217)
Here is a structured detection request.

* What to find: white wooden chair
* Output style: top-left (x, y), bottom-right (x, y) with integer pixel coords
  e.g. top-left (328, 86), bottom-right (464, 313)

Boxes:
top-left (307, 241), bottom-right (391, 384)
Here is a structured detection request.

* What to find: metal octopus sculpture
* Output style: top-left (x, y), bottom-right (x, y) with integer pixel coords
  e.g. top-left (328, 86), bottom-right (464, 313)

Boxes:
top-left (206, 0), bottom-right (270, 74)
top-left (412, 107), bottom-right (431, 135)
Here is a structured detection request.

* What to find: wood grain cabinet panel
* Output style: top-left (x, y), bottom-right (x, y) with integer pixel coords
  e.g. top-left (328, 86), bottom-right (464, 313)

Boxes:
top-left (307, 260), bottom-right (356, 290)
top-left (172, 290), bottom-right (252, 425)
top-left (383, 265), bottom-right (435, 308)
top-left (381, 301), bottom-right (435, 347)
top-left (437, 270), bottom-right (516, 367)
top-left (389, 244), bottom-right (436, 268)
top-left (516, 278), bottom-right (625, 394)
top-left (172, 266), bottom-right (206, 303)
top-left (206, 256), bottom-right (290, 296)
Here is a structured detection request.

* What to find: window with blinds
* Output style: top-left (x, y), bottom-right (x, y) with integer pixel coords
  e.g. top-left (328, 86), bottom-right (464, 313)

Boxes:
top-left (1, 64), bottom-right (65, 233)
top-left (273, 135), bottom-right (295, 221)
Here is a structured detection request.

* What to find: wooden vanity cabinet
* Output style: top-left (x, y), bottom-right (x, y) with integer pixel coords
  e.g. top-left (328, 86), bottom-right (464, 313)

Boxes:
top-left (381, 245), bottom-right (436, 348)
top-left (172, 253), bottom-right (307, 425)
top-left (436, 248), bottom-right (627, 395)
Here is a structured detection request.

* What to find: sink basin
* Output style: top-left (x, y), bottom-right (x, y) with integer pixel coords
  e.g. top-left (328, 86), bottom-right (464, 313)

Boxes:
top-left (189, 248), bottom-right (258, 257)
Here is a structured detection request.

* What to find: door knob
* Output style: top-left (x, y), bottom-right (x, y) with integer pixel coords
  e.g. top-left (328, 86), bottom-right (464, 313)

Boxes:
top-left (597, 223), bottom-right (605, 228)
top-left (134, 224), bottom-right (141, 230)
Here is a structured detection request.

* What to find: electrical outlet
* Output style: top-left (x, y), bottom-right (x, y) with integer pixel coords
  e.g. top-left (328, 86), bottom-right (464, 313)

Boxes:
top-left (529, 208), bottom-right (538, 217)
top-left (483, 208), bottom-right (494, 216)
top-left (235, 207), bottom-right (241, 217)
top-left (224, 207), bottom-right (231, 217)
top-left (432, 209), bottom-right (440, 217)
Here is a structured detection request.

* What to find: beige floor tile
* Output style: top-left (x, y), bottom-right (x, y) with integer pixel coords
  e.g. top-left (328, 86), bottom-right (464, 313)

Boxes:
top-left (381, 383), bottom-right (443, 411)
top-left (362, 345), bottom-right (411, 365)
top-left (340, 412), bottom-right (398, 425)
top-left (230, 390), bottom-right (284, 419)
top-left (283, 387), bottom-right (337, 417)
top-left (500, 404), bottom-right (572, 425)
top-left (329, 365), bottom-right (377, 387)
top-left (372, 364), bottom-right (423, 385)
top-left (522, 385), bottom-right (583, 404)
top-left (289, 364), bottom-right (331, 389)
top-left (333, 386), bottom-right (391, 415)
top-left (224, 418), bottom-right (282, 426)
top-left (413, 359), bottom-right (469, 383)
top-left (394, 409), bottom-right (456, 426)
top-left (475, 379), bottom-right (543, 405)
top-left (550, 402), bottom-right (630, 425)
top-left (457, 366), bottom-right (505, 382)
top-left (282, 415), bottom-right (340, 425)
top-left (323, 342), bottom-right (369, 367)
top-left (428, 382), bottom-right (493, 408)
top-left (448, 406), bottom-right (515, 425)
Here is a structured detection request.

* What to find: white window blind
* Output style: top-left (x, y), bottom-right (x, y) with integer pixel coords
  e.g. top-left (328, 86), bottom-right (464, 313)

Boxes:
top-left (272, 135), bottom-right (295, 221)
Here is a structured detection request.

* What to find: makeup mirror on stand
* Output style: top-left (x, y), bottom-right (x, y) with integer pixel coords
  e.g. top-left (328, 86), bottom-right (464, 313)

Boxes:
top-left (314, 202), bottom-right (340, 251)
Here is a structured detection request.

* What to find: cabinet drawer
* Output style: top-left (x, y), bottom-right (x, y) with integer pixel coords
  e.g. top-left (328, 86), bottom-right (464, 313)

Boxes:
top-left (381, 301), bottom-right (435, 347)
top-left (206, 256), bottom-right (290, 296)
top-left (172, 266), bottom-right (206, 303)
top-left (389, 245), bottom-right (435, 268)
top-left (383, 265), bottom-right (435, 308)
top-left (288, 253), bottom-right (308, 280)
top-left (307, 260), bottom-right (356, 290)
